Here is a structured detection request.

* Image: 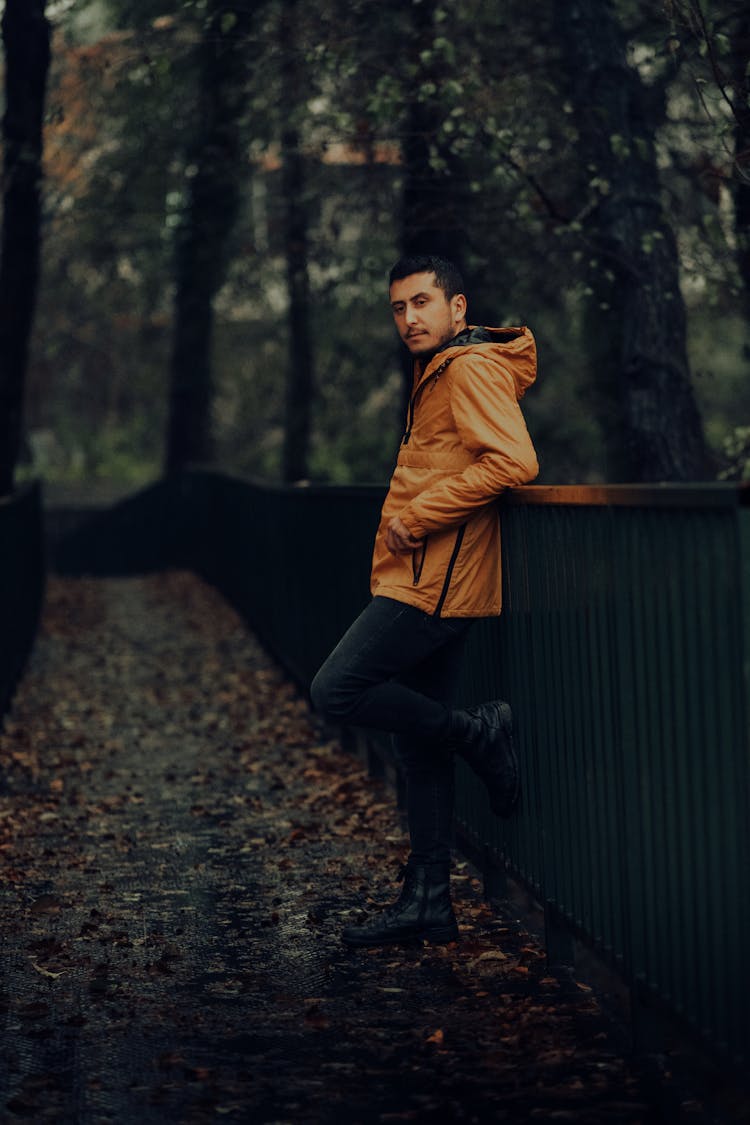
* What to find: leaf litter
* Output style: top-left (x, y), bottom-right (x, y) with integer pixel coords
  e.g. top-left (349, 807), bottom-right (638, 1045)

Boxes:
top-left (0, 572), bottom-right (720, 1123)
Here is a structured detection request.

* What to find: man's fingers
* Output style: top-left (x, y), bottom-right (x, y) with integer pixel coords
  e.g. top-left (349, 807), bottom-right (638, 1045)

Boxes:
top-left (385, 528), bottom-right (402, 554)
top-left (386, 516), bottom-right (422, 555)
top-left (386, 525), bottom-right (421, 554)
top-left (385, 528), bottom-right (405, 554)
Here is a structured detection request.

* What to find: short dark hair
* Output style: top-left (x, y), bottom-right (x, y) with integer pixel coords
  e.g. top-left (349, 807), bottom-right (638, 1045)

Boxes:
top-left (388, 255), bottom-right (465, 302)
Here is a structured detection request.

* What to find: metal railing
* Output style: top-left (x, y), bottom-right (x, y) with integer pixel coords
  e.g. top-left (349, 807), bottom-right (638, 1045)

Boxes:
top-left (53, 471), bottom-right (750, 1070)
top-left (0, 482), bottom-right (45, 722)
top-left (455, 484), bottom-right (750, 1072)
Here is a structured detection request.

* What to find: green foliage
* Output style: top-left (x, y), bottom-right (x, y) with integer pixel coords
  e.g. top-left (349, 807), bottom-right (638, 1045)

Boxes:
top-left (719, 426), bottom-right (750, 481)
top-left (19, 0), bottom-right (750, 489)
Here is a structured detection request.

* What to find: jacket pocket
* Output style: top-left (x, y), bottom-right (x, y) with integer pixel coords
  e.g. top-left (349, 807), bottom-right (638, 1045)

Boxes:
top-left (434, 524), bottom-right (467, 615)
top-left (412, 537), bottom-right (429, 585)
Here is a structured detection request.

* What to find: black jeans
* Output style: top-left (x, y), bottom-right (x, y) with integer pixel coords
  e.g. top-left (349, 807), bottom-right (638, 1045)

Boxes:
top-left (310, 596), bottom-right (472, 866)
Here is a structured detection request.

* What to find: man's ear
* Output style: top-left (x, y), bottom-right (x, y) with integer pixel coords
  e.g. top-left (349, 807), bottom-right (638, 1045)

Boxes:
top-left (452, 293), bottom-right (467, 324)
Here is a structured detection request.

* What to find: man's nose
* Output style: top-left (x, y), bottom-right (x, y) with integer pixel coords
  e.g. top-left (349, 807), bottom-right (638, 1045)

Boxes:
top-left (405, 305), bottom-right (419, 325)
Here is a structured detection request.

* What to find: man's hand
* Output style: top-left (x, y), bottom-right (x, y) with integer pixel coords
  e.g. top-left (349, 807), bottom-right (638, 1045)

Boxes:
top-left (385, 516), bottom-right (423, 556)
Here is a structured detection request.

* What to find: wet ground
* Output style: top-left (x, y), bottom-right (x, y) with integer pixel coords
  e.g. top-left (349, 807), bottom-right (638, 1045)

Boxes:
top-left (0, 572), bottom-right (738, 1123)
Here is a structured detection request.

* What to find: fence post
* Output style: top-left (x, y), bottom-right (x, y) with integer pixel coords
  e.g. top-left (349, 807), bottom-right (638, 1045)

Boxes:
top-left (0, 481), bottom-right (45, 723)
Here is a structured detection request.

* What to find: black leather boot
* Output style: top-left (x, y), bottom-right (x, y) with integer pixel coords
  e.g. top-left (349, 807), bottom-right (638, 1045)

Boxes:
top-left (449, 700), bottom-right (520, 817)
top-left (342, 862), bottom-right (459, 947)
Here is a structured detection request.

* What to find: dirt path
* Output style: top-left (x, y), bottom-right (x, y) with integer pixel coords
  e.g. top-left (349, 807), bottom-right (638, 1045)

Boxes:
top-left (0, 573), bottom-right (715, 1123)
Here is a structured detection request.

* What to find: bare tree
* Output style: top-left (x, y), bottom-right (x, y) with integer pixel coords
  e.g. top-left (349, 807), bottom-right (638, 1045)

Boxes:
top-left (279, 0), bottom-right (314, 484)
top-left (555, 0), bottom-right (713, 481)
top-left (722, 9), bottom-right (750, 328)
top-left (0, 0), bottom-right (51, 496)
top-left (164, 2), bottom-right (253, 474)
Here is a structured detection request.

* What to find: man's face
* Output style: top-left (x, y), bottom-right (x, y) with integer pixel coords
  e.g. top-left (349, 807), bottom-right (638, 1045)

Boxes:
top-left (389, 272), bottom-right (467, 359)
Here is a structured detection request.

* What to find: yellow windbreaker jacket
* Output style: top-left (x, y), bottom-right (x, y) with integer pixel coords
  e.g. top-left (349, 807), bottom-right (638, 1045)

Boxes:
top-left (370, 325), bottom-right (538, 617)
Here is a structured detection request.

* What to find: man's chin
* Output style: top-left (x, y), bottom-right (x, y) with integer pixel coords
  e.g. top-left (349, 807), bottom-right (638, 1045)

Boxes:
top-left (405, 337), bottom-right (434, 358)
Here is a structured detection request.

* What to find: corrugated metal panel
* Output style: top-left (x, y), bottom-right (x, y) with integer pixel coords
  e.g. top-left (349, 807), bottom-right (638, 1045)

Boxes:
top-left (451, 494), bottom-right (749, 1068)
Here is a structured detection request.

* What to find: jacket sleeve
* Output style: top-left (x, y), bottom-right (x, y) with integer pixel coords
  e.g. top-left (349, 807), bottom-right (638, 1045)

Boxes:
top-left (398, 355), bottom-right (538, 538)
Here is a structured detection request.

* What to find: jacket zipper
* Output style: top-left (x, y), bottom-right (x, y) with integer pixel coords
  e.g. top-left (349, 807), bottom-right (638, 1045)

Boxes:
top-left (402, 392), bottom-right (417, 445)
top-left (434, 525), bottom-right (466, 616)
top-left (402, 356), bottom-right (456, 445)
top-left (412, 538), bottom-right (428, 585)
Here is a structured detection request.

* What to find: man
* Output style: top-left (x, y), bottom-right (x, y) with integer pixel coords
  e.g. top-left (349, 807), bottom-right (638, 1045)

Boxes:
top-left (311, 254), bottom-right (538, 947)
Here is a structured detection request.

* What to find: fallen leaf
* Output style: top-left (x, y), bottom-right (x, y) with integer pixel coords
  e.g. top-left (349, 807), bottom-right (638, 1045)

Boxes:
top-left (29, 894), bottom-right (62, 915)
top-left (30, 961), bottom-right (65, 980)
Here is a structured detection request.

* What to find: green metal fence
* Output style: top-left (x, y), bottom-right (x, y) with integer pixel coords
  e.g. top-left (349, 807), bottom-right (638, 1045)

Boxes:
top-left (195, 478), bottom-right (384, 687)
top-left (455, 484), bottom-right (750, 1073)
top-left (203, 477), bottom-right (750, 1072)
top-left (54, 471), bottom-right (750, 1071)
top-left (0, 482), bottom-right (45, 723)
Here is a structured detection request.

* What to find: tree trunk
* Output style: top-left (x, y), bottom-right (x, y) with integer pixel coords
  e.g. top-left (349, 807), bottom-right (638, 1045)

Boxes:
top-left (729, 13), bottom-right (750, 335)
top-left (0, 0), bottom-right (51, 497)
top-left (400, 3), bottom-right (468, 267)
top-left (280, 0), bottom-right (314, 484)
top-left (397, 1), bottom-right (470, 411)
top-left (556, 0), bottom-right (713, 481)
top-left (401, 103), bottom-right (468, 266)
top-left (164, 2), bottom-right (252, 475)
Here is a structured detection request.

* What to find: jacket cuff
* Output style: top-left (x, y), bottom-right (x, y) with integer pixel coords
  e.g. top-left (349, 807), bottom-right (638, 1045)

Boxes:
top-left (399, 508), bottom-right (425, 538)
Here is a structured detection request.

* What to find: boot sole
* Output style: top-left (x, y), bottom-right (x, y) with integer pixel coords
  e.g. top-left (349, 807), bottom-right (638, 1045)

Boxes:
top-left (342, 923), bottom-right (459, 948)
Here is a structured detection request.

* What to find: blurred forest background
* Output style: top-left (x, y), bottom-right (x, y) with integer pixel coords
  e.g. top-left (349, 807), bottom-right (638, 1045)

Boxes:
top-left (1, 0), bottom-right (749, 494)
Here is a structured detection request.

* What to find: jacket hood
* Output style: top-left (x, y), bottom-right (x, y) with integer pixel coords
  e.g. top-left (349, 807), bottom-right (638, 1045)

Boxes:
top-left (433, 324), bottom-right (537, 400)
